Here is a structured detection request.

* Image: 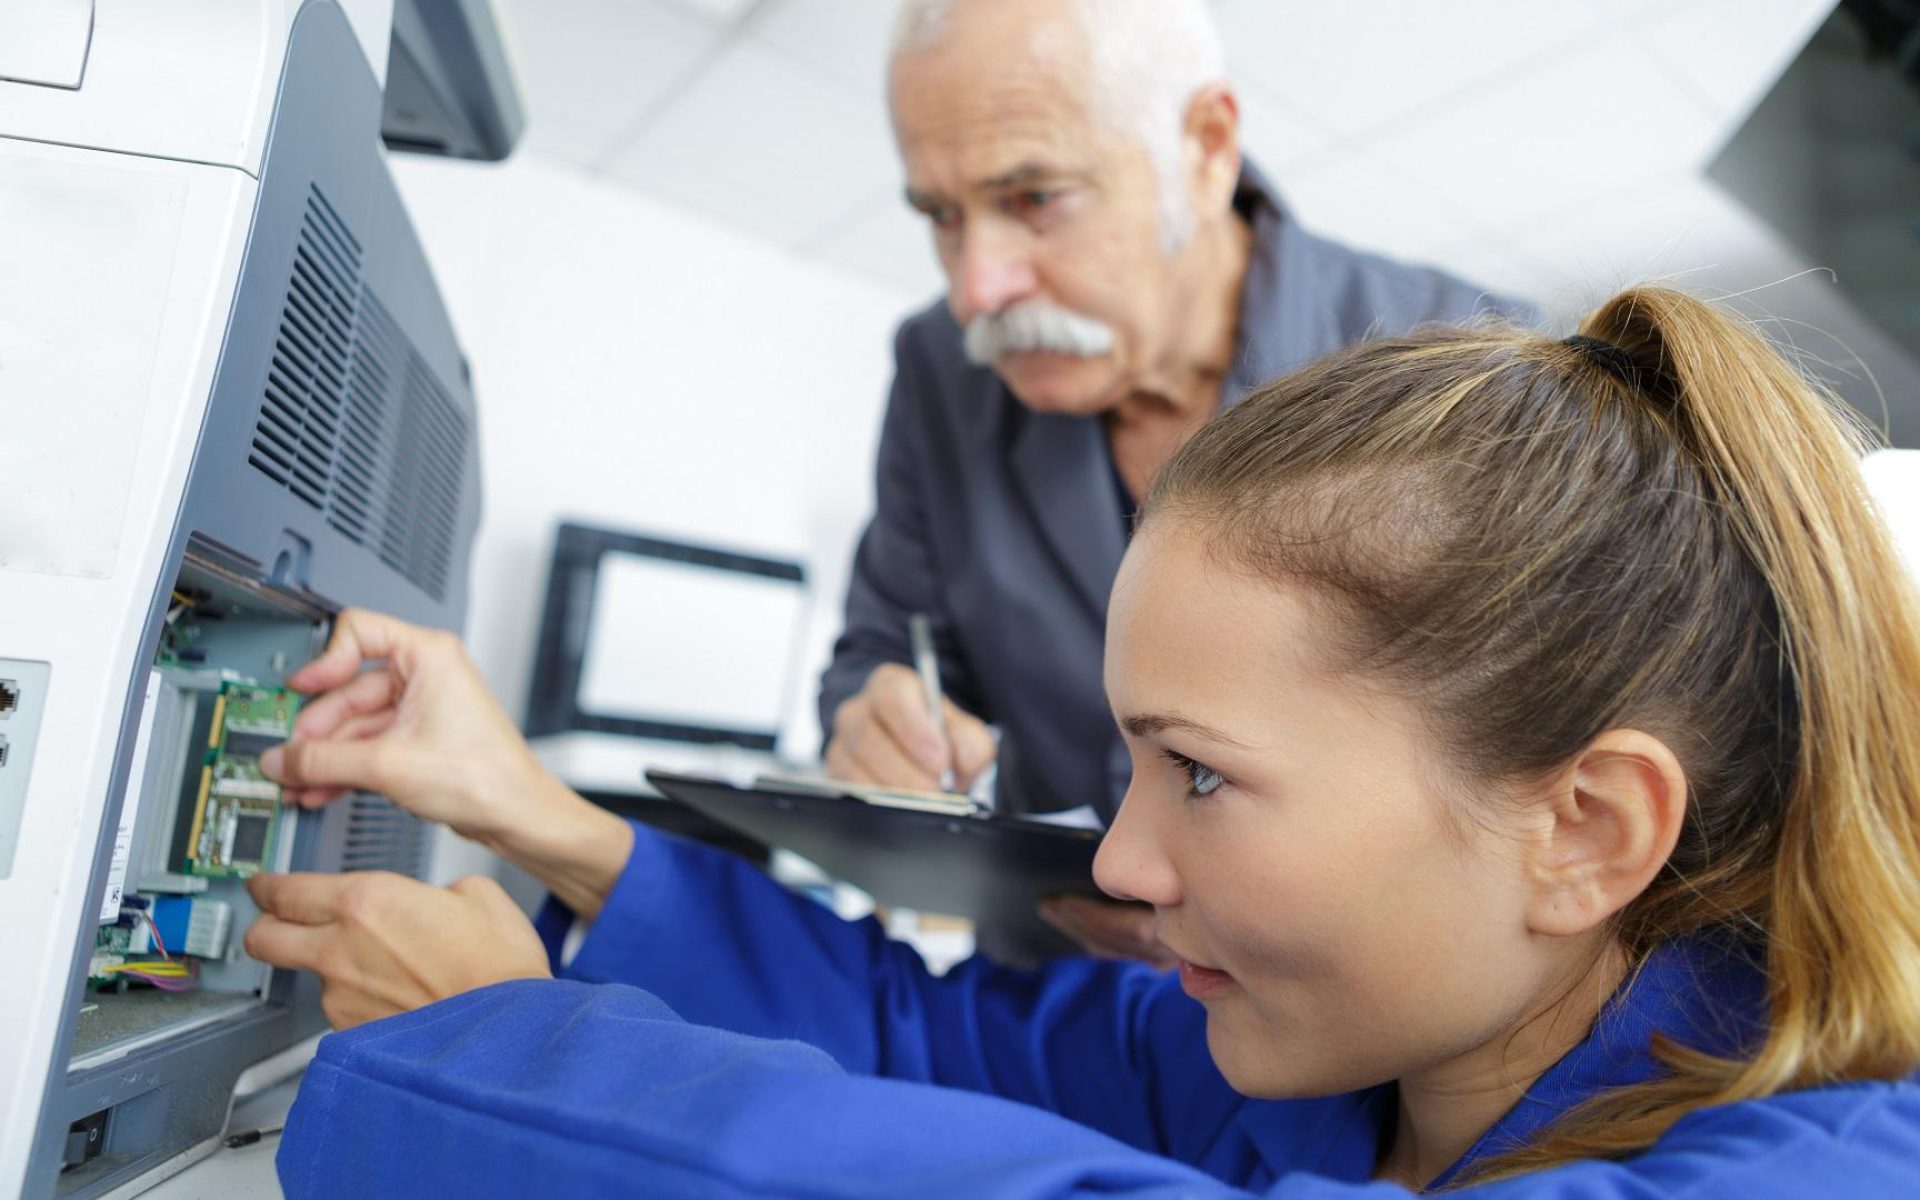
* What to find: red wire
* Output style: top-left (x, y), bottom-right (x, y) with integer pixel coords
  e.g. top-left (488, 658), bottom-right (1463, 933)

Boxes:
top-left (138, 908), bottom-right (171, 960)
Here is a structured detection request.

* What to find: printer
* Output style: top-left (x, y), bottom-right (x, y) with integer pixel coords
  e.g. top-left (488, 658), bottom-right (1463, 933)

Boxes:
top-left (0, 1), bottom-right (517, 1193)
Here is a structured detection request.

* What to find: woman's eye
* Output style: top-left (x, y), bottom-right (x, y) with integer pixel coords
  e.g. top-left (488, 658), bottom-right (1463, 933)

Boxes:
top-left (1162, 749), bottom-right (1226, 798)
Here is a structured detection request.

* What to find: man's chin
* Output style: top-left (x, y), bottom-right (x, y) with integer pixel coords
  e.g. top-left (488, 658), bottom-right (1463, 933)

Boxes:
top-left (994, 352), bottom-right (1121, 417)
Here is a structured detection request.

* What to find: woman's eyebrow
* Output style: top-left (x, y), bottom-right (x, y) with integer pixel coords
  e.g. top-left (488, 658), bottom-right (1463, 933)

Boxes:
top-left (1120, 712), bottom-right (1251, 748)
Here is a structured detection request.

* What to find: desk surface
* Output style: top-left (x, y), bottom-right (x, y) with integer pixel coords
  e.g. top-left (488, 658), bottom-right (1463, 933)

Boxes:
top-left (529, 731), bottom-right (784, 797)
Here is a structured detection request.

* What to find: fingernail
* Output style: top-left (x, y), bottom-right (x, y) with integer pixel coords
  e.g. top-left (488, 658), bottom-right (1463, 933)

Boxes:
top-left (260, 746), bottom-right (284, 779)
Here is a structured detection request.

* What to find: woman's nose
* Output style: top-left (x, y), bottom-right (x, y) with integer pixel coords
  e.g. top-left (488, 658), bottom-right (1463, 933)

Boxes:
top-left (1092, 788), bottom-right (1182, 908)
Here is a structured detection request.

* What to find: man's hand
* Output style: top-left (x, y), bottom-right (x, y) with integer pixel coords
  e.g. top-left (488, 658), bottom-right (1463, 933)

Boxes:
top-left (261, 607), bottom-right (633, 919)
top-left (244, 871), bottom-right (551, 1030)
top-left (825, 663), bottom-right (996, 792)
top-left (1038, 894), bottom-right (1177, 968)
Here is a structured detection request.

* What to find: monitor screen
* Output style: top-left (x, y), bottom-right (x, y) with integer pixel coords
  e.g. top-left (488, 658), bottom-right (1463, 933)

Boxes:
top-left (576, 551), bottom-right (806, 735)
top-left (523, 523), bottom-right (808, 749)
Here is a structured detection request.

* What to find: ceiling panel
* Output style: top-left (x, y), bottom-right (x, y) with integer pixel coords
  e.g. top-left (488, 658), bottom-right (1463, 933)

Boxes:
top-left (497, 0), bottom-right (724, 164)
top-left (602, 35), bottom-right (897, 246)
top-left (498, 0), bottom-right (1845, 298)
top-left (1280, 154), bottom-right (1486, 269)
top-left (1497, 173), bottom-right (1791, 297)
top-left (809, 191), bottom-right (946, 297)
top-left (1354, 31), bottom-right (1722, 229)
top-left (752, 0), bottom-right (898, 96)
top-left (1212, 0), bottom-right (1609, 140)
top-left (1632, 0), bottom-right (1833, 124)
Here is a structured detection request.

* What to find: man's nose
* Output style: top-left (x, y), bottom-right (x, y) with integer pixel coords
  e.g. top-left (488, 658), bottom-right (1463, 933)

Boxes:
top-left (1092, 787), bottom-right (1181, 908)
top-left (950, 225), bottom-right (1038, 324)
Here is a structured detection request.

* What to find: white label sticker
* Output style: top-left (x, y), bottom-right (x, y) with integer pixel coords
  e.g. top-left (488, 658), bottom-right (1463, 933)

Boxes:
top-left (100, 670), bottom-right (161, 922)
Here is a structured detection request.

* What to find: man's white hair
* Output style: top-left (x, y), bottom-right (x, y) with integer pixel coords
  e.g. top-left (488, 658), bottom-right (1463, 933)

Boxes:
top-left (892, 0), bottom-right (1229, 250)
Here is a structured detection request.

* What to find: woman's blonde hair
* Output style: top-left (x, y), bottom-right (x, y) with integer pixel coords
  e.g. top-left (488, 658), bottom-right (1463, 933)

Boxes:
top-left (1143, 286), bottom-right (1920, 1180)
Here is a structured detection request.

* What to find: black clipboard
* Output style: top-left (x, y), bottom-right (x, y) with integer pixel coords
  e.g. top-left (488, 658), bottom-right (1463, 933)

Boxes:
top-left (645, 770), bottom-right (1103, 940)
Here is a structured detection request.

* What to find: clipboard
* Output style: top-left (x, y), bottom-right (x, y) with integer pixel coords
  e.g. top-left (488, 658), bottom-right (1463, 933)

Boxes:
top-left (644, 769), bottom-right (1103, 940)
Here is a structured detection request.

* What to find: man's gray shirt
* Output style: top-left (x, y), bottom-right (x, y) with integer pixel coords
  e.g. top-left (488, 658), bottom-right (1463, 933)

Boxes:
top-left (818, 161), bottom-right (1538, 824)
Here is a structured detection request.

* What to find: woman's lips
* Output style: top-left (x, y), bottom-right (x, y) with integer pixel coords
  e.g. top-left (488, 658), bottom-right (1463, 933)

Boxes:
top-left (1178, 959), bottom-right (1234, 999)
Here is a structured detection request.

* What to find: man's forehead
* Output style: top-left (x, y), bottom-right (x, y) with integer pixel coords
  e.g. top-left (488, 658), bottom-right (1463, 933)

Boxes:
top-left (892, 74), bottom-right (1107, 193)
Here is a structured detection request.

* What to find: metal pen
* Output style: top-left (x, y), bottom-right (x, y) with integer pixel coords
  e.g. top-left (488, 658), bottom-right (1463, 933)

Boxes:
top-left (224, 1120), bottom-right (285, 1149)
top-left (907, 613), bottom-right (956, 792)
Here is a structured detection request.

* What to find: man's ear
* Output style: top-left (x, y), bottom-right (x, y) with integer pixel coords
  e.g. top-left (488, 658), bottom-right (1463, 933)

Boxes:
top-left (1524, 729), bottom-right (1688, 938)
top-left (1181, 83), bottom-right (1241, 216)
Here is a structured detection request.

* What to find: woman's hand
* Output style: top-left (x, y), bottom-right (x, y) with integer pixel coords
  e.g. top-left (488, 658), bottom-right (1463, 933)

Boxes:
top-left (264, 608), bottom-right (544, 843)
top-left (244, 870), bottom-right (551, 1030)
top-left (263, 607), bottom-right (633, 919)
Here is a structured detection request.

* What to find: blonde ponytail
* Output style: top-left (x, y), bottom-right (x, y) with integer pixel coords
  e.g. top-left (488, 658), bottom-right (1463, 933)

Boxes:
top-left (1469, 291), bottom-right (1920, 1179)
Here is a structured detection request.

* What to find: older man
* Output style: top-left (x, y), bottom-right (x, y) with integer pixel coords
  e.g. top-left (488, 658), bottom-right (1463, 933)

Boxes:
top-left (818, 0), bottom-right (1533, 958)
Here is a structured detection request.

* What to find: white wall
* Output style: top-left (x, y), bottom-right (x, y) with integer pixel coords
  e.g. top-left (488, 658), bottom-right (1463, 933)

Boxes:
top-left (389, 150), bottom-right (925, 881)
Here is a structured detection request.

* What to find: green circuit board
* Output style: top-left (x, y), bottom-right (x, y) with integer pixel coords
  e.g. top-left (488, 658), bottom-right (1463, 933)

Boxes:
top-left (186, 682), bottom-right (300, 878)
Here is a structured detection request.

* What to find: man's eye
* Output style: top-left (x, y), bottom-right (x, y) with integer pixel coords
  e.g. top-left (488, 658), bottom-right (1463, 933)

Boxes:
top-left (1006, 190), bottom-right (1055, 217)
top-left (1162, 749), bottom-right (1226, 799)
top-left (922, 205), bottom-right (961, 231)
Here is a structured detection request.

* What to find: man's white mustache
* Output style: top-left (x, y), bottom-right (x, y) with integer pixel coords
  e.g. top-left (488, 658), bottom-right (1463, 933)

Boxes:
top-left (963, 301), bottom-right (1117, 366)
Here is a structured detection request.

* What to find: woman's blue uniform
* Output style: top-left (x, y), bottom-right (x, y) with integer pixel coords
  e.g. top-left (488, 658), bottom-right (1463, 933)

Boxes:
top-left (275, 824), bottom-right (1920, 1197)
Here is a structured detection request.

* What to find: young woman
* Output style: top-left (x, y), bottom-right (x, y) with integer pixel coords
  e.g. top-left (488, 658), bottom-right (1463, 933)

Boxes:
top-left (248, 286), bottom-right (1920, 1197)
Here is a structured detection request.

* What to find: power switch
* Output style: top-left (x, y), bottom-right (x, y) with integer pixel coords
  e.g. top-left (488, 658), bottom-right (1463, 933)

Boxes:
top-left (62, 1109), bottom-right (108, 1170)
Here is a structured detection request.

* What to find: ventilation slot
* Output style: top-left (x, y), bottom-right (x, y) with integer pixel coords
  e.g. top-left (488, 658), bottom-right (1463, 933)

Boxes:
top-left (339, 794), bottom-right (429, 876)
top-left (246, 184), bottom-right (472, 602)
top-left (327, 294), bottom-right (401, 546)
top-left (377, 357), bottom-right (468, 603)
top-left (250, 187), bottom-right (359, 507)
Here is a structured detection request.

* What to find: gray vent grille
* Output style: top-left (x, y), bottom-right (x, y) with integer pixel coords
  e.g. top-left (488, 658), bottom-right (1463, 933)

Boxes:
top-left (250, 188), bottom-right (357, 508)
top-left (340, 793), bottom-right (430, 876)
top-left (248, 184), bottom-right (470, 602)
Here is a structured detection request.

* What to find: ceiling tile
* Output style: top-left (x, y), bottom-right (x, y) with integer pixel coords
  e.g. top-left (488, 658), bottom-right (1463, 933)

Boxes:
top-left (1579, 0), bottom-right (1681, 20)
top-left (1496, 172), bottom-right (1800, 298)
top-left (752, 0), bottom-right (899, 97)
top-left (1278, 153), bottom-right (1485, 268)
top-left (603, 148), bottom-right (848, 245)
top-left (809, 191), bottom-right (947, 296)
top-left (497, 0), bottom-right (724, 166)
top-left (1418, 235), bottom-right (1576, 315)
top-left (601, 37), bottom-right (898, 245)
top-left (1212, 0), bottom-right (1607, 139)
top-left (664, 0), bottom-right (762, 22)
top-left (1356, 32), bottom-right (1723, 229)
top-left (1631, 0), bottom-right (1832, 124)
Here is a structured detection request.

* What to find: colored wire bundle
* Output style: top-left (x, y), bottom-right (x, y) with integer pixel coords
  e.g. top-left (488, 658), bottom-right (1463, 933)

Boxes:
top-left (95, 959), bottom-right (199, 992)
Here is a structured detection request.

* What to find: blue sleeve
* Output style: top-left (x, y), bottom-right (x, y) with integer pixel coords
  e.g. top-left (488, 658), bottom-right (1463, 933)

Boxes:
top-left (275, 979), bottom-right (1242, 1200)
top-left (540, 822), bottom-right (1245, 1164)
top-left (275, 979), bottom-right (1920, 1200)
top-left (816, 319), bottom-right (984, 730)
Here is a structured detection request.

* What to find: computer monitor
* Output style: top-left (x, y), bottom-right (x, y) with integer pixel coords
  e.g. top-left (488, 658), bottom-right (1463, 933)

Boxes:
top-left (524, 523), bottom-right (810, 752)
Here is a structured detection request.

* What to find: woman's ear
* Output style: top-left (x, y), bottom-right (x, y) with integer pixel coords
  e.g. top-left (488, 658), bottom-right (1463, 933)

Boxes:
top-left (1524, 730), bottom-right (1688, 938)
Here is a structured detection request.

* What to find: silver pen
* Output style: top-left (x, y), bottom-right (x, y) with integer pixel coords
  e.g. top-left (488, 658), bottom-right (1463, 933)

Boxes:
top-left (907, 613), bottom-right (956, 792)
